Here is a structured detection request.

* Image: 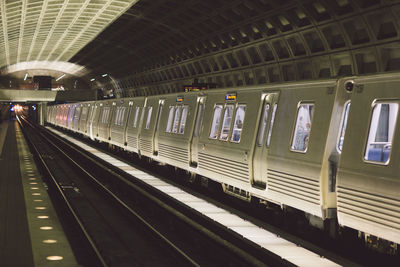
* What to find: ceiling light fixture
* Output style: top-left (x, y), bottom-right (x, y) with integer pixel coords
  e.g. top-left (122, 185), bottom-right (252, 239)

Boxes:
top-left (24, 72), bottom-right (28, 81)
top-left (90, 78), bottom-right (95, 81)
top-left (102, 73), bottom-right (108, 77)
top-left (56, 74), bottom-right (66, 81)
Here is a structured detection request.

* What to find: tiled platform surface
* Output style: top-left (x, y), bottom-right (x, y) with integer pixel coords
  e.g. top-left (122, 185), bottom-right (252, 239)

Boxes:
top-left (0, 119), bottom-right (77, 266)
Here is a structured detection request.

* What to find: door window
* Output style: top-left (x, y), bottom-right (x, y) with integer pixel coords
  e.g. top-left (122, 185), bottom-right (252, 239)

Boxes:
top-left (266, 104), bottom-right (277, 147)
top-left (337, 102), bottom-right (351, 152)
top-left (257, 103), bottom-right (269, 146)
top-left (145, 106), bottom-right (153, 129)
top-left (194, 104), bottom-right (204, 137)
top-left (133, 106), bottom-right (140, 128)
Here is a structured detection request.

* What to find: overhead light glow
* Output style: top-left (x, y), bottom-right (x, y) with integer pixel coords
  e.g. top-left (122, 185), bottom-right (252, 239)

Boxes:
top-left (56, 74), bottom-right (66, 81)
top-left (102, 73), bottom-right (108, 77)
top-left (24, 72), bottom-right (28, 81)
top-left (90, 78), bottom-right (95, 81)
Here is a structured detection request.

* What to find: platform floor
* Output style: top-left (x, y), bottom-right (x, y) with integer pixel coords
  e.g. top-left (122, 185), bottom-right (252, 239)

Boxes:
top-left (0, 119), bottom-right (77, 266)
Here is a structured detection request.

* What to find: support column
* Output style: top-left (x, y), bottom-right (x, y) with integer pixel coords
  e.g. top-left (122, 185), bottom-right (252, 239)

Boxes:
top-left (38, 102), bottom-right (47, 126)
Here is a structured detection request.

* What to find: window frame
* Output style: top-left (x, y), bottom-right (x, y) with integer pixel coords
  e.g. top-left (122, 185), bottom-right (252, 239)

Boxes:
top-left (230, 104), bottom-right (246, 143)
top-left (133, 106), bottom-right (140, 128)
top-left (209, 104), bottom-right (223, 139)
top-left (178, 105), bottom-right (189, 134)
top-left (266, 103), bottom-right (277, 147)
top-left (336, 101), bottom-right (351, 153)
top-left (257, 103), bottom-right (270, 147)
top-left (290, 102), bottom-right (315, 153)
top-left (219, 104), bottom-right (234, 141)
top-left (363, 101), bottom-right (399, 165)
top-left (172, 106), bottom-right (182, 133)
top-left (145, 106), bottom-right (153, 129)
top-left (166, 106), bottom-right (175, 133)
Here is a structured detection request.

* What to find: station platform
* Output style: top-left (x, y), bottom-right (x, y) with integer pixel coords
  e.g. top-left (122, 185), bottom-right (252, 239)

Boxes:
top-left (0, 119), bottom-right (77, 266)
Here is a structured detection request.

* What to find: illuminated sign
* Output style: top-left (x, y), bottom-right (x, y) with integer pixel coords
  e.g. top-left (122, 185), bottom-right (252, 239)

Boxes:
top-left (184, 85), bottom-right (207, 92)
top-left (176, 97), bottom-right (184, 102)
top-left (225, 93), bottom-right (237, 101)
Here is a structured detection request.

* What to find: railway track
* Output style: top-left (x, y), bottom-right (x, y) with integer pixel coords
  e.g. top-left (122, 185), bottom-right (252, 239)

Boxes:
top-left (18, 116), bottom-right (295, 266)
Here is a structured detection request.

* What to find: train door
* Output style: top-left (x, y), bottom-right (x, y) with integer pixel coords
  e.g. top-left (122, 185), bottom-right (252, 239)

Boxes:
top-left (189, 96), bottom-right (206, 167)
top-left (252, 93), bottom-right (279, 189)
top-left (89, 105), bottom-right (98, 140)
top-left (152, 99), bottom-right (164, 156)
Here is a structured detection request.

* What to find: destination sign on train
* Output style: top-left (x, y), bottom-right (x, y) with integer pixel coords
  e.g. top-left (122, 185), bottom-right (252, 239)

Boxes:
top-left (225, 93), bottom-right (237, 101)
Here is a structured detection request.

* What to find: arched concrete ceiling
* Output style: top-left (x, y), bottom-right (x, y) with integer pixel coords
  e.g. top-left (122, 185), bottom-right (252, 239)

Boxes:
top-left (0, 0), bottom-right (138, 89)
top-left (1, 0), bottom-right (400, 96)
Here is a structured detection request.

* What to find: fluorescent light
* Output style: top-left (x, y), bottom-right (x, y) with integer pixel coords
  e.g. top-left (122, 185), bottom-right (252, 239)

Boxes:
top-left (102, 73), bottom-right (108, 77)
top-left (56, 74), bottom-right (66, 81)
top-left (90, 78), bottom-right (95, 81)
top-left (24, 72), bottom-right (28, 81)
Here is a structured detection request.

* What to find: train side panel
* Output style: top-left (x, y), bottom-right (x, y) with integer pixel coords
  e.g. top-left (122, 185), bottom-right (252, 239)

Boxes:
top-left (197, 89), bottom-right (262, 193)
top-left (125, 97), bottom-right (146, 153)
top-left (337, 74), bottom-right (400, 244)
top-left (109, 99), bottom-right (131, 147)
top-left (156, 92), bottom-right (198, 169)
top-left (264, 82), bottom-right (337, 218)
top-left (138, 96), bottom-right (163, 158)
top-left (97, 100), bottom-right (114, 142)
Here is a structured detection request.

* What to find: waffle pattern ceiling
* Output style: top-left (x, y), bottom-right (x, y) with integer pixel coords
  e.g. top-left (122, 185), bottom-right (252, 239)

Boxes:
top-left (0, 0), bottom-right (137, 75)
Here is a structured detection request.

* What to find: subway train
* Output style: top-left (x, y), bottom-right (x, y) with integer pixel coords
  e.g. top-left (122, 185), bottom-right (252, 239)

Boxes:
top-left (46, 73), bottom-right (400, 253)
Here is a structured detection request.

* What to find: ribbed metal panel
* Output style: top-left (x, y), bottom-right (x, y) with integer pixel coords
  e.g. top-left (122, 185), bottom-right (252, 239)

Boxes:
top-left (111, 130), bottom-right (124, 145)
top-left (198, 152), bottom-right (249, 182)
top-left (267, 169), bottom-right (320, 205)
top-left (159, 143), bottom-right (188, 164)
top-left (139, 138), bottom-right (152, 154)
top-left (126, 135), bottom-right (137, 149)
top-left (338, 186), bottom-right (400, 230)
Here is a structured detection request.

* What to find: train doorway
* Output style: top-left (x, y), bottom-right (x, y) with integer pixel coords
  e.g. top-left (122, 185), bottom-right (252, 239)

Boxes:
top-left (252, 92), bottom-right (279, 189)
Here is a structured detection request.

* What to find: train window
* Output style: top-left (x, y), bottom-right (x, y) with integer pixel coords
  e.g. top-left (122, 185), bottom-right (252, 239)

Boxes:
top-left (209, 105), bottom-right (223, 139)
top-left (166, 106), bottom-right (174, 132)
top-left (266, 104), bottom-right (277, 147)
top-left (133, 106), bottom-right (140, 128)
top-left (364, 102), bottom-right (398, 164)
top-left (291, 103), bottom-right (314, 152)
top-left (145, 106), bottom-right (153, 129)
top-left (231, 105), bottom-right (246, 143)
top-left (179, 106), bottom-right (188, 134)
top-left (172, 106), bottom-right (182, 133)
top-left (337, 102), bottom-right (351, 152)
top-left (194, 104), bottom-right (204, 137)
top-left (220, 105), bottom-right (234, 141)
top-left (257, 103), bottom-right (270, 146)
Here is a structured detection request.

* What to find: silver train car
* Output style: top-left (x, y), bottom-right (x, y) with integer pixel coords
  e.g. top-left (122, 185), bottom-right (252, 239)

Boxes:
top-left (47, 73), bottom-right (400, 252)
